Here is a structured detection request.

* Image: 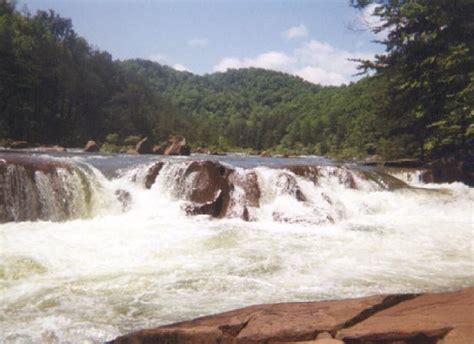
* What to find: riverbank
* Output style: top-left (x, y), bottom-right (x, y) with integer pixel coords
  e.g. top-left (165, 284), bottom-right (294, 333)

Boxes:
top-left (110, 286), bottom-right (473, 344)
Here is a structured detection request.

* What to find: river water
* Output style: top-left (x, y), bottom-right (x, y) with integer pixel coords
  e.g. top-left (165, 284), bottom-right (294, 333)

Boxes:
top-left (0, 151), bottom-right (472, 343)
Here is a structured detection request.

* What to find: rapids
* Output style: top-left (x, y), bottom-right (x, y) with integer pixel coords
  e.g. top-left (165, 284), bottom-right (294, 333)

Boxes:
top-left (0, 151), bottom-right (472, 343)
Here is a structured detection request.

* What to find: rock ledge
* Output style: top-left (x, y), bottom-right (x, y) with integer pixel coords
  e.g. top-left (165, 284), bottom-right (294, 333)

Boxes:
top-left (109, 287), bottom-right (473, 344)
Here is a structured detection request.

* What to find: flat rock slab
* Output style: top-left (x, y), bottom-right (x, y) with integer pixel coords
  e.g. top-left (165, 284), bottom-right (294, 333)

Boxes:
top-left (110, 287), bottom-right (473, 344)
top-left (336, 287), bottom-right (474, 344)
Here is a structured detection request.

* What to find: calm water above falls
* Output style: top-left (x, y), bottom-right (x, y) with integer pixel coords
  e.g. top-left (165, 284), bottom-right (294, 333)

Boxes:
top-left (0, 151), bottom-right (473, 343)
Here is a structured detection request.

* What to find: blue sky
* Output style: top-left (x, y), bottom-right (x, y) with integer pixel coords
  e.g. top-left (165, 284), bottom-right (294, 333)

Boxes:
top-left (20, 0), bottom-right (383, 85)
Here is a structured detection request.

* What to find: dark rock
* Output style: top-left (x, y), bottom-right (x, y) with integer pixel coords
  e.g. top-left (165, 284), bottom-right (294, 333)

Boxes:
top-left (275, 172), bottom-right (307, 201)
top-left (181, 161), bottom-right (232, 218)
top-left (228, 170), bottom-right (260, 208)
top-left (426, 158), bottom-right (474, 186)
top-left (135, 137), bottom-right (153, 154)
top-left (84, 140), bottom-right (100, 152)
top-left (285, 165), bottom-right (321, 184)
top-left (384, 158), bottom-right (422, 168)
top-left (145, 162), bottom-right (164, 189)
top-left (9, 141), bottom-right (29, 149)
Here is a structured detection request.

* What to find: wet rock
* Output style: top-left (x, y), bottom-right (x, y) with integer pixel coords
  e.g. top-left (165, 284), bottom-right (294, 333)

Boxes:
top-left (0, 155), bottom-right (87, 223)
top-left (111, 288), bottom-right (473, 344)
top-left (135, 137), bottom-right (153, 154)
top-left (126, 149), bottom-right (137, 155)
top-left (145, 162), bottom-right (164, 189)
top-left (426, 158), bottom-right (474, 186)
top-left (84, 140), bottom-right (100, 152)
top-left (9, 140), bottom-right (29, 149)
top-left (285, 165), bottom-right (321, 184)
top-left (182, 161), bottom-right (232, 218)
top-left (228, 170), bottom-right (261, 208)
top-left (114, 189), bottom-right (131, 212)
top-left (259, 150), bottom-right (271, 157)
top-left (275, 172), bottom-right (307, 201)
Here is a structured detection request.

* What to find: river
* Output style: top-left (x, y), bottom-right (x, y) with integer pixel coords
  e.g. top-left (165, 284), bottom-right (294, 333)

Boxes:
top-left (0, 151), bottom-right (472, 343)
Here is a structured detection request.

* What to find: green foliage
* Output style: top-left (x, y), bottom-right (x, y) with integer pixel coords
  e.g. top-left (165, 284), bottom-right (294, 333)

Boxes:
top-left (353, 0), bottom-right (474, 161)
top-left (100, 142), bottom-right (120, 153)
top-left (105, 133), bottom-right (119, 144)
top-left (123, 135), bottom-right (141, 146)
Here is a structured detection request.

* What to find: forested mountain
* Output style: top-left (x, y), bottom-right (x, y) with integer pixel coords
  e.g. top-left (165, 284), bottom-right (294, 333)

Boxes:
top-left (1, 0), bottom-right (472, 161)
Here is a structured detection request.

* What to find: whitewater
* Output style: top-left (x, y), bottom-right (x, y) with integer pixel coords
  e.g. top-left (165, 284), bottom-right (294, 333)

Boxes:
top-left (0, 152), bottom-right (472, 343)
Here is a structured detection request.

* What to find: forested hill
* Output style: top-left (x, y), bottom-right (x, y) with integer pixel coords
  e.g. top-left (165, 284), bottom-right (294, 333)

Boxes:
top-left (120, 60), bottom-right (385, 157)
top-left (1, 1), bottom-right (472, 161)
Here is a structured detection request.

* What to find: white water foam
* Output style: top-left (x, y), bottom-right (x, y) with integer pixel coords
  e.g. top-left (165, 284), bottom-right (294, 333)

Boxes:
top-left (0, 160), bottom-right (473, 343)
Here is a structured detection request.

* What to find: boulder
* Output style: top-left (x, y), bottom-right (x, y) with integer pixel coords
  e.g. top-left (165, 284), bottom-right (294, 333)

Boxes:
top-left (153, 142), bottom-right (168, 154)
top-left (84, 140), bottom-right (100, 152)
top-left (110, 288), bottom-right (473, 344)
top-left (145, 162), bottom-right (164, 189)
top-left (164, 135), bottom-right (191, 156)
top-left (181, 161), bottom-right (232, 218)
top-left (135, 137), bottom-right (153, 154)
top-left (9, 140), bottom-right (28, 149)
top-left (153, 136), bottom-right (191, 155)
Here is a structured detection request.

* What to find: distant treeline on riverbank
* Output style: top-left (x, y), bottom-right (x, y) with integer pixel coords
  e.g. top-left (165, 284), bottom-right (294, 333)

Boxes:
top-left (0, 1), bottom-right (472, 162)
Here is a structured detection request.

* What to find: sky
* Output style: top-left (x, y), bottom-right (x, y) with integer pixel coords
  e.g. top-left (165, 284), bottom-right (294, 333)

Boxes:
top-left (19, 0), bottom-right (384, 86)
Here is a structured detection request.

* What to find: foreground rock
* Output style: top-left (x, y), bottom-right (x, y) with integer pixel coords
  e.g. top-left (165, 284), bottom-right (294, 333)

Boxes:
top-left (110, 287), bottom-right (473, 344)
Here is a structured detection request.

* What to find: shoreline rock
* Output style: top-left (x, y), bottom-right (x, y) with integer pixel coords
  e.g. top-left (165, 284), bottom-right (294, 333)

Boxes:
top-left (109, 287), bottom-right (473, 344)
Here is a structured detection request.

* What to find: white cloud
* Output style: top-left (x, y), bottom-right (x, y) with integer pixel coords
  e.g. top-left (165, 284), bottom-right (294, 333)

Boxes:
top-left (283, 24), bottom-right (309, 39)
top-left (173, 63), bottom-right (191, 72)
top-left (213, 51), bottom-right (292, 72)
top-left (296, 66), bottom-right (348, 86)
top-left (213, 40), bottom-right (374, 86)
top-left (188, 38), bottom-right (209, 48)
